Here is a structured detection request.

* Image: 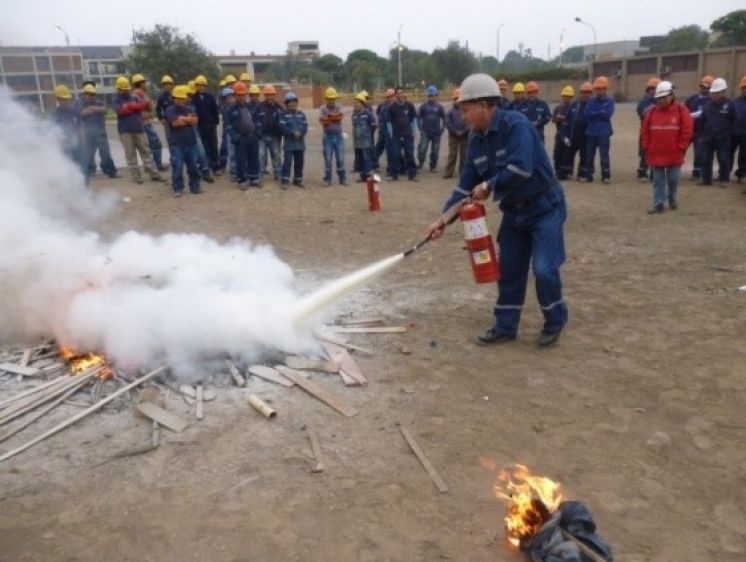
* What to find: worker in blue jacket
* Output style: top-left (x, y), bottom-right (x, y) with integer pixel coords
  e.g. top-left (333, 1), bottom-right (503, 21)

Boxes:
top-left (520, 82), bottom-right (551, 143)
top-left (443, 88), bottom-right (469, 179)
top-left (375, 89), bottom-right (395, 175)
top-left (192, 75), bottom-right (221, 174)
top-left (551, 86), bottom-right (575, 179)
top-left (52, 84), bottom-right (86, 177)
top-left (685, 75), bottom-right (713, 179)
top-left (636, 78), bottom-right (659, 181)
top-left (387, 87), bottom-right (418, 181)
top-left (78, 83), bottom-right (117, 179)
top-left (228, 82), bottom-right (262, 189)
top-left (427, 74), bottom-right (568, 348)
top-left (699, 77), bottom-right (737, 186)
top-left (565, 82), bottom-right (592, 180)
top-left (279, 92), bottom-right (308, 188)
top-left (257, 85), bottom-right (284, 181)
top-left (581, 77), bottom-right (614, 184)
top-left (219, 88), bottom-right (237, 181)
top-left (731, 77), bottom-right (746, 186)
top-left (417, 85), bottom-right (446, 172)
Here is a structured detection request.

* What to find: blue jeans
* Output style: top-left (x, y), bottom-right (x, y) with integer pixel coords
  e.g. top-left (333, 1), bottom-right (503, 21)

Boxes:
top-left (733, 134), bottom-right (746, 179)
top-left (235, 134), bottom-right (260, 183)
top-left (84, 128), bottom-right (117, 177)
top-left (198, 125), bottom-right (220, 172)
top-left (259, 135), bottom-right (282, 179)
top-left (584, 135), bottom-right (610, 180)
top-left (281, 149), bottom-right (304, 182)
top-left (493, 185), bottom-right (568, 336)
top-left (389, 134), bottom-right (417, 178)
top-left (691, 137), bottom-right (704, 178)
top-left (703, 136), bottom-right (731, 183)
top-left (144, 123), bottom-right (163, 168)
top-left (651, 166), bottom-right (681, 207)
top-left (322, 133), bottom-right (346, 183)
top-left (354, 147), bottom-right (372, 180)
top-left (193, 126), bottom-right (210, 174)
top-left (170, 143), bottom-right (201, 193)
top-left (219, 126), bottom-right (228, 170)
top-left (226, 134), bottom-right (237, 178)
top-left (375, 130), bottom-right (389, 172)
top-left (418, 131), bottom-right (442, 170)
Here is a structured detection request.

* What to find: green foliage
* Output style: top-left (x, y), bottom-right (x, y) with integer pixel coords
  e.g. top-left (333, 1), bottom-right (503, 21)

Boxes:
top-left (499, 50), bottom-right (553, 73)
top-left (265, 53), bottom-right (308, 83)
top-left (312, 54), bottom-right (345, 83)
top-left (711, 10), bottom-right (746, 47)
top-left (559, 45), bottom-right (585, 64)
top-left (497, 67), bottom-right (588, 83)
top-left (345, 50), bottom-right (387, 92)
top-left (651, 25), bottom-right (709, 53)
top-left (126, 24), bottom-right (220, 88)
top-left (431, 41), bottom-right (478, 86)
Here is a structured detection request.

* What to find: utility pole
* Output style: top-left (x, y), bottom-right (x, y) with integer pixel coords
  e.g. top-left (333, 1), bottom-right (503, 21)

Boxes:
top-left (397, 25), bottom-right (403, 87)
top-left (496, 23), bottom-right (506, 63)
top-left (55, 25), bottom-right (77, 94)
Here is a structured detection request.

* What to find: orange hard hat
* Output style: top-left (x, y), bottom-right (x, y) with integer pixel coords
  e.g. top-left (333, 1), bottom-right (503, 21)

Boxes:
top-left (580, 82), bottom-right (593, 93)
top-left (739, 75), bottom-right (746, 89)
top-left (384, 88), bottom-right (395, 97)
top-left (593, 76), bottom-right (609, 90)
top-left (262, 84), bottom-right (276, 95)
top-left (452, 88), bottom-right (460, 100)
top-left (233, 82), bottom-right (248, 95)
top-left (646, 77), bottom-right (661, 89)
top-left (525, 81), bottom-right (539, 93)
top-left (700, 75), bottom-right (714, 86)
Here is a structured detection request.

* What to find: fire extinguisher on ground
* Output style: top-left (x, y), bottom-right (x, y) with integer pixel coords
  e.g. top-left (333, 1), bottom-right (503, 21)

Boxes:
top-left (366, 174), bottom-right (381, 212)
top-left (459, 202), bottom-right (500, 284)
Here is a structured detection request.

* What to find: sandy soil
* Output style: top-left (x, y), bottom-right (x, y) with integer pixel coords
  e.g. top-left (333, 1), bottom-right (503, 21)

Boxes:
top-left (1, 103), bottom-right (745, 562)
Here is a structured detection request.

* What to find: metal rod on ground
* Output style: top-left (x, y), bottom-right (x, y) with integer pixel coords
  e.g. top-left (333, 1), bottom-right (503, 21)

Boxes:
top-left (0, 365), bottom-right (168, 464)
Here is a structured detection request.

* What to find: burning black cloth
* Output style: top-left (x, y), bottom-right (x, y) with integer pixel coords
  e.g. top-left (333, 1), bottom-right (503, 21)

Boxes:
top-left (525, 501), bottom-right (613, 562)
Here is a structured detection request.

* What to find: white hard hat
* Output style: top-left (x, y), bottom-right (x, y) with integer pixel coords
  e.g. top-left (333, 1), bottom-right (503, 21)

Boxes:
top-left (654, 80), bottom-right (674, 98)
top-left (709, 77), bottom-right (727, 93)
top-left (458, 73), bottom-right (501, 103)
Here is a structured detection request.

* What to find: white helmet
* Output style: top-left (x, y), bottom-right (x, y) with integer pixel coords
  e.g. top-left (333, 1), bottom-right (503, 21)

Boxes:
top-left (709, 78), bottom-right (727, 93)
top-left (654, 80), bottom-right (674, 98)
top-left (458, 73), bottom-right (501, 102)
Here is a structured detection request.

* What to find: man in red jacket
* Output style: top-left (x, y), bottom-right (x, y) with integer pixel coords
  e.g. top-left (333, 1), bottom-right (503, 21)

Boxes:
top-left (641, 81), bottom-right (693, 214)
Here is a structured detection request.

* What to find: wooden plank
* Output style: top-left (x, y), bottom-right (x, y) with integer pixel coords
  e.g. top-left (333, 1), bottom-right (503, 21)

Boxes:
top-left (20, 349), bottom-right (32, 367)
top-left (136, 402), bottom-right (189, 433)
top-left (285, 356), bottom-right (340, 373)
top-left (225, 360), bottom-right (246, 387)
top-left (0, 376), bottom-right (70, 409)
top-left (308, 429), bottom-right (325, 473)
top-left (321, 342), bottom-right (367, 386)
top-left (196, 384), bottom-right (204, 420)
top-left (275, 366), bottom-right (358, 418)
top-left (314, 333), bottom-right (374, 356)
top-left (0, 363), bottom-right (41, 377)
top-left (330, 326), bottom-right (407, 334)
top-left (337, 317), bottom-right (386, 326)
top-left (399, 426), bottom-right (448, 493)
top-left (248, 365), bottom-right (294, 388)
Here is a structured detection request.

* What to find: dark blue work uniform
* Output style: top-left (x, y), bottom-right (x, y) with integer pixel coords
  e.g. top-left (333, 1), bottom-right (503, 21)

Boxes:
top-left (442, 109), bottom-right (568, 338)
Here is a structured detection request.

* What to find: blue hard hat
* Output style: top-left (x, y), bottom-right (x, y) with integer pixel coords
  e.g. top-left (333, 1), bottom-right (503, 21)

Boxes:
top-left (221, 87), bottom-right (234, 98)
top-left (427, 85), bottom-right (438, 96)
top-left (284, 91), bottom-right (298, 102)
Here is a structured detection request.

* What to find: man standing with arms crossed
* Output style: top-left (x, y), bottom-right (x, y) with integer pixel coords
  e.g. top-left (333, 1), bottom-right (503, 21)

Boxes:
top-left (428, 74), bottom-right (568, 348)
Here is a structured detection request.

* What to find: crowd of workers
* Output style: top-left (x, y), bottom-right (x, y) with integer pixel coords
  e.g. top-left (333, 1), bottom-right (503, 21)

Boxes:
top-left (50, 70), bottom-right (746, 207)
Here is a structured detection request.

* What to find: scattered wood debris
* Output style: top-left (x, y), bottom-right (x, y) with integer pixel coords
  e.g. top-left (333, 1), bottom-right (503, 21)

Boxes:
top-left (247, 394), bottom-right (276, 419)
top-left (399, 426), bottom-right (448, 493)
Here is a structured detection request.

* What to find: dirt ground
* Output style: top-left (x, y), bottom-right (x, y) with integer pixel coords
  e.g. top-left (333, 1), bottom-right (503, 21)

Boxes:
top-left (1, 103), bottom-right (745, 562)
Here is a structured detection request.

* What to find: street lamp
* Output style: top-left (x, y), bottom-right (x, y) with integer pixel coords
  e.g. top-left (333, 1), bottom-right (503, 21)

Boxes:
top-left (496, 23), bottom-right (506, 63)
top-left (54, 25), bottom-right (77, 93)
top-left (559, 28), bottom-right (567, 66)
top-left (397, 25), bottom-right (403, 87)
top-left (574, 17), bottom-right (597, 77)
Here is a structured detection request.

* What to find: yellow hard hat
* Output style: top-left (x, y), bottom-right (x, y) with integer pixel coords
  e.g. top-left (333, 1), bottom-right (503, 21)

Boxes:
top-left (360, 90), bottom-right (370, 100)
top-left (54, 84), bottom-right (72, 99)
top-left (512, 82), bottom-right (525, 94)
top-left (249, 84), bottom-right (261, 95)
top-left (239, 72), bottom-right (252, 82)
top-left (325, 87), bottom-right (339, 99)
top-left (131, 73), bottom-right (146, 84)
top-left (354, 92), bottom-right (367, 103)
top-left (187, 80), bottom-right (196, 94)
top-left (161, 75), bottom-right (174, 85)
top-left (82, 84), bottom-right (97, 94)
top-left (219, 79), bottom-right (226, 87)
top-left (225, 74), bottom-right (237, 84)
top-left (116, 76), bottom-right (131, 91)
top-left (561, 85), bottom-right (574, 97)
top-left (172, 85), bottom-right (189, 100)
top-left (194, 75), bottom-right (208, 86)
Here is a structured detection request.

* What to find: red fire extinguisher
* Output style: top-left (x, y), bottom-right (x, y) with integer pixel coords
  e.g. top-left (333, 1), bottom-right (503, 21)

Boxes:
top-left (459, 202), bottom-right (499, 284)
top-left (366, 174), bottom-right (381, 212)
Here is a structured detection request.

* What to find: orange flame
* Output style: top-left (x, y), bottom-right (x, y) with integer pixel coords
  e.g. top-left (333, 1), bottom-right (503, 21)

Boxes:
top-left (493, 464), bottom-right (562, 548)
top-left (59, 346), bottom-right (113, 380)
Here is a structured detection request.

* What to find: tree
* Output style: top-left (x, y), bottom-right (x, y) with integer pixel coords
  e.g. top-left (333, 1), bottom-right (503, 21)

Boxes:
top-left (652, 25), bottom-right (709, 53)
top-left (711, 10), bottom-right (746, 47)
top-left (265, 53), bottom-right (309, 83)
top-left (431, 41), bottom-right (478, 86)
top-left (386, 47), bottom-right (439, 89)
top-left (126, 25), bottom-right (220, 87)
top-left (344, 50), bottom-right (386, 92)
top-left (312, 54), bottom-right (344, 84)
top-left (559, 45), bottom-right (584, 64)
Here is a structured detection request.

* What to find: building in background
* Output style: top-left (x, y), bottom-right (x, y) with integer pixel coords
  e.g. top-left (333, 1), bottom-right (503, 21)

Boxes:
top-left (80, 46), bottom-right (130, 95)
top-left (287, 41), bottom-right (320, 60)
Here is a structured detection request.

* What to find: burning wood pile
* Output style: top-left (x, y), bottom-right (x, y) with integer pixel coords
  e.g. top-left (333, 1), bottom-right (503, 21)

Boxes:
top-left (0, 317), bottom-right (408, 466)
top-left (492, 464), bottom-right (613, 562)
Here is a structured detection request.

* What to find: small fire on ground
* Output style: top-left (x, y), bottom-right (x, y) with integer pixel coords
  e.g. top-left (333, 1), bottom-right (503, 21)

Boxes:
top-left (485, 460), bottom-right (563, 548)
top-left (59, 346), bottom-right (113, 380)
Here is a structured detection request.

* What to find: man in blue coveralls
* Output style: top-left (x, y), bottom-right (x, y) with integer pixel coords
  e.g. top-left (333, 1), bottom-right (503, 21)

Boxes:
top-left (427, 73), bottom-right (568, 348)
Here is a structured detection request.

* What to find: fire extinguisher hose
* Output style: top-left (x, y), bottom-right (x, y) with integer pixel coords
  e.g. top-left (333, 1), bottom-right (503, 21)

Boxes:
top-left (403, 202), bottom-right (466, 258)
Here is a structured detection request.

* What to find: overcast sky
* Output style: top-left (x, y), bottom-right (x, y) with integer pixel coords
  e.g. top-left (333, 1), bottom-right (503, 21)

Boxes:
top-left (1, 1), bottom-right (741, 60)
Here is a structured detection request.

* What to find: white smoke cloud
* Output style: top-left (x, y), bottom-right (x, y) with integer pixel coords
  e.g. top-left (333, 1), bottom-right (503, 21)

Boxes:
top-left (0, 89), bottom-right (318, 377)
